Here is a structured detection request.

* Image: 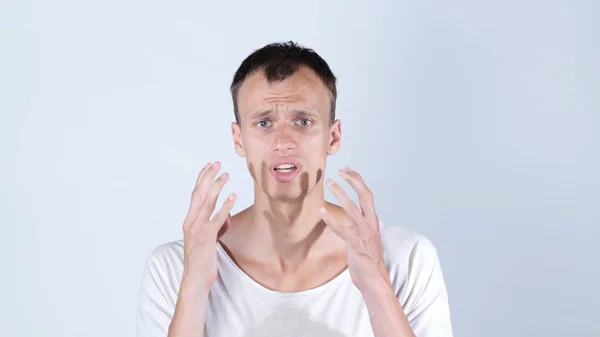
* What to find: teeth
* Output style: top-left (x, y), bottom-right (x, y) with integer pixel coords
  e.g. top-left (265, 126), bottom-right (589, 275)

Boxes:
top-left (275, 164), bottom-right (296, 169)
top-left (274, 164), bottom-right (297, 173)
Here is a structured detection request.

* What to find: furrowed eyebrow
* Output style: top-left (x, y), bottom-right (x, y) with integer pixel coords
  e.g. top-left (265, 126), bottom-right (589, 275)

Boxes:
top-left (249, 109), bottom-right (319, 120)
top-left (290, 109), bottom-right (319, 119)
top-left (249, 109), bottom-right (274, 120)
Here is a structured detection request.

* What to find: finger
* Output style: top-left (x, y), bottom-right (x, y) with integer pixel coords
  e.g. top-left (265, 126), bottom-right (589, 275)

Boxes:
top-left (193, 162), bottom-right (213, 190)
top-left (325, 179), bottom-right (363, 223)
top-left (211, 193), bottom-right (237, 235)
top-left (184, 162), bottom-right (214, 230)
top-left (188, 162), bottom-right (212, 205)
top-left (196, 171), bottom-right (230, 221)
top-left (194, 161), bottom-right (222, 202)
top-left (187, 162), bottom-right (217, 211)
top-left (338, 167), bottom-right (377, 221)
top-left (187, 162), bottom-right (222, 215)
top-left (318, 207), bottom-right (350, 241)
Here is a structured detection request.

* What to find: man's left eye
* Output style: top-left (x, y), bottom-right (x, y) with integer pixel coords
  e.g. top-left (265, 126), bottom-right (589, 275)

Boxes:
top-left (296, 119), bottom-right (312, 126)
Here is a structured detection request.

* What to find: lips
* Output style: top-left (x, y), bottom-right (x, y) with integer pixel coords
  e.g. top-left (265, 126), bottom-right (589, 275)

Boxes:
top-left (269, 158), bottom-right (302, 182)
top-left (269, 158), bottom-right (302, 172)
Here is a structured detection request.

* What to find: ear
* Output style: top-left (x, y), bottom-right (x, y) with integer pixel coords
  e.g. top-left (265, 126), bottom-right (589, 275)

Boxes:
top-left (327, 119), bottom-right (342, 155)
top-left (231, 122), bottom-right (246, 157)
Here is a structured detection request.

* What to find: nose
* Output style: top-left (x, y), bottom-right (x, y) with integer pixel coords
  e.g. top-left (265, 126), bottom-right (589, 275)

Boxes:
top-left (272, 124), bottom-right (297, 153)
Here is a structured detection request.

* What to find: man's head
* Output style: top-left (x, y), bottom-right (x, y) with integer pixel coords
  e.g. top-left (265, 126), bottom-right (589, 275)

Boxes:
top-left (230, 41), bottom-right (342, 203)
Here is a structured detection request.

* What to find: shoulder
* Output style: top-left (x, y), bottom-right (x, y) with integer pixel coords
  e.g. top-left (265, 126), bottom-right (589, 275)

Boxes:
top-left (145, 239), bottom-right (185, 266)
top-left (137, 240), bottom-right (185, 334)
top-left (377, 220), bottom-right (446, 299)
top-left (140, 240), bottom-right (185, 291)
top-left (378, 220), bottom-right (439, 268)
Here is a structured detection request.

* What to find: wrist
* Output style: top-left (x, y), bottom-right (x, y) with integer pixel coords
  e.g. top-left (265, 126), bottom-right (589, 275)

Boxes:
top-left (180, 273), bottom-right (212, 298)
top-left (356, 262), bottom-right (393, 294)
top-left (359, 277), bottom-right (394, 299)
top-left (170, 276), bottom-right (210, 337)
top-left (358, 274), bottom-right (414, 337)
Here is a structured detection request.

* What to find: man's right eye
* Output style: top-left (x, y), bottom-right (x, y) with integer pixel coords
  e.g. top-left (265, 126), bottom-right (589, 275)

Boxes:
top-left (256, 120), bottom-right (271, 128)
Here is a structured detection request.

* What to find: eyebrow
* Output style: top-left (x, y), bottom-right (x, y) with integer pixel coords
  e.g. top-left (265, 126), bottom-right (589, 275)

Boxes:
top-left (249, 109), bottom-right (319, 120)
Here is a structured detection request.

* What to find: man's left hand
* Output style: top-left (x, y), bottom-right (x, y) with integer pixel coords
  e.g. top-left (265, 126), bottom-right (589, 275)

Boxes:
top-left (319, 167), bottom-right (392, 294)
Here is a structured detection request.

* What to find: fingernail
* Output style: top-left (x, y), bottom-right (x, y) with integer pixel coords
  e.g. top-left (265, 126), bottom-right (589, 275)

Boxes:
top-left (228, 193), bottom-right (236, 200)
top-left (326, 179), bottom-right (334, 186)
top-left (318, 207), bottom-right (327, 215)
top-left (212, 161), bottom-right (220, 168)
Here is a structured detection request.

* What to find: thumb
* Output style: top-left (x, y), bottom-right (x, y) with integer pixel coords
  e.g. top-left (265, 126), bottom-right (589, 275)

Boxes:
top-left (217, 213), bottom-right (231, 239)
top-left (318, 207), bottom-right (349, 241)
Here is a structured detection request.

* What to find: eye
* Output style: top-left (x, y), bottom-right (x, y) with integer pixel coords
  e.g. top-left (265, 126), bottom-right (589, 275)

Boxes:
top-left (296, 119), bottom-right (312, 127)
top-left (256, 120), bottom-right (272, 128)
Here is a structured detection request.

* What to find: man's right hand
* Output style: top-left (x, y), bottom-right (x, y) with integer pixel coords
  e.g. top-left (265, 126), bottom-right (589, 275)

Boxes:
top-left (181, 161), bottom-right (236, 292)
top-left (168, 161), bottom-right (235, 337)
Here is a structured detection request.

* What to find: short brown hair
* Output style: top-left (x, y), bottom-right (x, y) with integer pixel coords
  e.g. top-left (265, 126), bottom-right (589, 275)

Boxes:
top-left (230, 41), bottom-right (337, 124)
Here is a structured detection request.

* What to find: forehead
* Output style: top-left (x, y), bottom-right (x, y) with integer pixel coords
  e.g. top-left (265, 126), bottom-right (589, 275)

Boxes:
top-left (236, 67), bottom-right (330, 118)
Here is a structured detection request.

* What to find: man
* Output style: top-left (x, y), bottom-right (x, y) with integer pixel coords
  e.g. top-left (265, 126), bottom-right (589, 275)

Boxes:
top-left (137, 41), bottom-right (453, 337)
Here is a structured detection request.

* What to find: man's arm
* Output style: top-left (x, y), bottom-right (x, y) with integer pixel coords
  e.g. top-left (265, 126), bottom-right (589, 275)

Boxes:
top-left (360, 267), bottom-right (417, 337)
top-left (167, 277), bottom-right (210, 337)
top-left (361, 239), bottom-right (453, 337)
top-left (137, 161), bottom-right (236, 337)
top-left (319, 167), bottom-right (453, 337)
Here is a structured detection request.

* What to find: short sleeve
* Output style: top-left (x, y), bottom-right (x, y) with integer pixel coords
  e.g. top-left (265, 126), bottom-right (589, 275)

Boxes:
top-left (136, 254), bottom-right (176, 337)
top-left (401, 238), bottom-right (454, 337)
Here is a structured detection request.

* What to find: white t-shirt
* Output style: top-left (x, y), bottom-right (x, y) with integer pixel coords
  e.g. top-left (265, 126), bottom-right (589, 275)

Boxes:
top-left (136, 221), bottom-right (454, 337)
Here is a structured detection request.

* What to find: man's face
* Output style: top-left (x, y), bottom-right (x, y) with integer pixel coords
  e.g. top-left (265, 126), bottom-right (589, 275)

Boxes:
top-left (232, 67), bottom-right (341, 203)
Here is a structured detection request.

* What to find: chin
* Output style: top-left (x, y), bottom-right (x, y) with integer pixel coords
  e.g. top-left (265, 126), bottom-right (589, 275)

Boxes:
top-left (268, 189), bottom-right (308, 204)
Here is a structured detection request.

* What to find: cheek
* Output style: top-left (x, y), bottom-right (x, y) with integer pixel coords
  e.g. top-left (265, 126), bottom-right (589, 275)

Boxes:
top-left (242, 136), bottom-right (268, 156)
top-left (247, 160), bottom-right (270, 183)
top-left (309, 134), bottom-right (331, 154)
top-left (247, 162), bottom-right (257, 180)
top-left (302, 128), bottom-right (328, 144)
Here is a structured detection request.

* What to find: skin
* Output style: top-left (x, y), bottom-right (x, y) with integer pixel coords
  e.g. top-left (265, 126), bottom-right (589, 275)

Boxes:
top-left (222, 66), bottom-right (348, 289)
top-left (168, 66), bottom-right (416, 337)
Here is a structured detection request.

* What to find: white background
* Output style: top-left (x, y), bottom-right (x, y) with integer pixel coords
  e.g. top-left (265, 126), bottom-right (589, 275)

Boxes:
top-left (1, 0), bottom-right (599, 336)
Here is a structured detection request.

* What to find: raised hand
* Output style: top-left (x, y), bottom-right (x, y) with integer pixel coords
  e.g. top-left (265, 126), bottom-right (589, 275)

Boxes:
top-left (318, 167), bottom-right (391, 293)
top-left (181, 161), bottom-right (236, 292)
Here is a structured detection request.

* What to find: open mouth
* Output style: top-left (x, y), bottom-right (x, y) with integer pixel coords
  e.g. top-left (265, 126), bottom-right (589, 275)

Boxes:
top-left (272, 164), bottom-right (299, 173)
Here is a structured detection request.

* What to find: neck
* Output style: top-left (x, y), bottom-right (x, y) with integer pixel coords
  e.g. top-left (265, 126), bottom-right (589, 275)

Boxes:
top-left (246, 182), bottom-right (338, 268)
